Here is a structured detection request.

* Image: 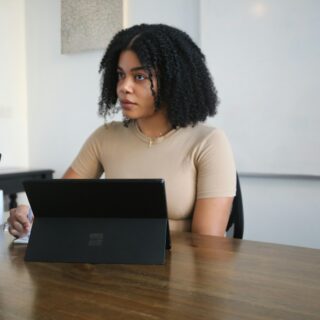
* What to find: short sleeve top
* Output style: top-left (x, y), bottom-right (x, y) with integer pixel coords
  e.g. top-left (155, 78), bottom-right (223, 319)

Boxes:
top-left (71, 121), bottom-right (236, 227)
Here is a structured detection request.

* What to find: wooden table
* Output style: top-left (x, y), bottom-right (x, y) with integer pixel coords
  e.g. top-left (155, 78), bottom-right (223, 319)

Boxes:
top-left (0, 231), bottom-right (319, 320)
top-left (0, 168), bottom-right (54, 208)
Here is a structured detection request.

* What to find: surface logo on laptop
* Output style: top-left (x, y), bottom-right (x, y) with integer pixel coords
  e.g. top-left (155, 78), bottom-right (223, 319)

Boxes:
top-left (88, 233), bottom-right (104, 246)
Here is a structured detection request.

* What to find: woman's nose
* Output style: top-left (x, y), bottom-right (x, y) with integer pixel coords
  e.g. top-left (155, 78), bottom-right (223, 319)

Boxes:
top-left (119, 76), bottom-right (134, 94)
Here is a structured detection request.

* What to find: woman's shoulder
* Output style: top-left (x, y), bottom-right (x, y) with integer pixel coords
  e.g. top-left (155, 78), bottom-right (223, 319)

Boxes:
top-left (174, 124), bottom-right (233, 157)
top-left (81, 121), bottom-right (126, 146)
top-left (91, 121), bottom-right (126, 135)
top-left (181, 123), bottom-right (228, 142)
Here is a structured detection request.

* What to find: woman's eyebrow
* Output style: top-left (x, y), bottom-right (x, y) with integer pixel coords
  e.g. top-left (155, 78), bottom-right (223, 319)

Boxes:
top-left (131, 66), bottom-right (148, 72)
top-left (117, 66), bottom-right (148, 72)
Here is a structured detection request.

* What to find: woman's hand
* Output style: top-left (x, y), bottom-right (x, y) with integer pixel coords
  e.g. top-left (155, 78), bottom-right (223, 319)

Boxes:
top-left (7, 205), bottom-right (32, 238)
top-left (6, 167), bottom-right (81, 238)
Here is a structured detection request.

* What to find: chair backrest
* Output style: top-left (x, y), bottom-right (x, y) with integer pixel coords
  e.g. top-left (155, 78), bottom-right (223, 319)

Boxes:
top-left (226, 173), bottom-right (244, 239)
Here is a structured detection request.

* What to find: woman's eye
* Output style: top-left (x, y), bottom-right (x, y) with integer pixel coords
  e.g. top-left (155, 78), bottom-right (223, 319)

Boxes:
top-left (135, 74), bottom-right (146, 81)
top-left (117, 71), bottom-right (124, 80)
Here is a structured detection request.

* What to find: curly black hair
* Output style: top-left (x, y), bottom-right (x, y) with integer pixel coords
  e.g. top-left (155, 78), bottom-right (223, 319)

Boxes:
top-left (98, 24), bottom-right (219, 128)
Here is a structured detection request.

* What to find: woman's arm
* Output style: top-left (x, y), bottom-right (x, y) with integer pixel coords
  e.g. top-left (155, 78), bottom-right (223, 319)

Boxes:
top-left (8, 125), bottom-right (104, 238)
top-left (191, 197), bottom-right (234, 237)
top-left (62, 167), bottom-right (82, 179)
top-left (7, 167), bottom-right (82, 237)
top-left (192, 128), bottom-right (236, 237)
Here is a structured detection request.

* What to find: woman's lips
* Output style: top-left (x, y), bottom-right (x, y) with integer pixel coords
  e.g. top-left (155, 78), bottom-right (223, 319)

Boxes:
top-left (120, 100), bottom-right (136, 110)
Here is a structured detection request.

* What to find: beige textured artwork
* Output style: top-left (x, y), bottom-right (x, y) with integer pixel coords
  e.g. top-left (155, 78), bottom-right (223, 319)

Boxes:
top-left (61, 0), bottom-right (123, 54)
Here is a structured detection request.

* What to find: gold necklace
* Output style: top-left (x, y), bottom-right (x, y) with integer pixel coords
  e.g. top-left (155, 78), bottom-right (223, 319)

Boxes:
top-left (148, 131), bottom-right (167, 147)
top-left (135, 121), bottom-right (172, 148)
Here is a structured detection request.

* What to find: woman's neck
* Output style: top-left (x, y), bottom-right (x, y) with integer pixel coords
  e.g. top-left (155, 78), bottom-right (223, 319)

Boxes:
top-left (136, 113), bottom-right (172, 138)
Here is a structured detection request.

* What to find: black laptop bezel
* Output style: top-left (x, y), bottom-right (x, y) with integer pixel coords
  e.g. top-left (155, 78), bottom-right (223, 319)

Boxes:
top-left (23, 179), bottom-right (171, 250)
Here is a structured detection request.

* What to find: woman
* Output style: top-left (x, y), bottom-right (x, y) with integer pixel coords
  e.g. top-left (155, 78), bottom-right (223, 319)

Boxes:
top-left (8, 24), bottom-right (236, 238)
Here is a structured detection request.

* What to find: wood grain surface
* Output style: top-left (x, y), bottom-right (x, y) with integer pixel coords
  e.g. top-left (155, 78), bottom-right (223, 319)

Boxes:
top-left (0, 230), bottom-right (319, 320)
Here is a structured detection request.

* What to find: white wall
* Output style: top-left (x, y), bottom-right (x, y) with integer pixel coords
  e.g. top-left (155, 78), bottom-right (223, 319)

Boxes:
top-left (200, 0), bottom-right (320, 175)
top-left (241, 175), bottom-right (320, 249)
top-left (124, 0), bottom-right (199, 43)
top-left (2, 0), bottom-right (320, 249)
top-left (199, 0), bottom-right (320, 249)
top-left (0, 0), bottom-right (28, 167)
top-left (25, 0), bottom-right (103, 178)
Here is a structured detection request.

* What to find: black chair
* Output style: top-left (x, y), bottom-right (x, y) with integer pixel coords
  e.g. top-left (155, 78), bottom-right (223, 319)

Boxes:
top-left (226, 173), bottom-right (244, 239)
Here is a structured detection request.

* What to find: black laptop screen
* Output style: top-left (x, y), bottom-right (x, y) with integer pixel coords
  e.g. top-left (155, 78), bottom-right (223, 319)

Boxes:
top-left (23, 179), bottom-right (168, 219)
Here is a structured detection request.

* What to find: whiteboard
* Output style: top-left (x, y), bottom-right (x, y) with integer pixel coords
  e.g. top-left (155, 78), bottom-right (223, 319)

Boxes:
top-left (200, 0), bottom-right (320, 175)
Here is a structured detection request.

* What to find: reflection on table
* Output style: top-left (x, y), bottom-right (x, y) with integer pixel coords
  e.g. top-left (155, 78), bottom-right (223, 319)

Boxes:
top-left (0, 231), bottom-right (319, 320)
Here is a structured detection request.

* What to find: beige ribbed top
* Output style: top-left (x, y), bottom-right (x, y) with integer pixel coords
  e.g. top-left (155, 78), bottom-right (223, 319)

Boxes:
top-left (71, 121), bottom-right (236, 231)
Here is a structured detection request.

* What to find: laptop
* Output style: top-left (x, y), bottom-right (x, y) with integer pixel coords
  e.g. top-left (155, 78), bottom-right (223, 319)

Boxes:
top-left (23, 179), bottom-right (171, 264)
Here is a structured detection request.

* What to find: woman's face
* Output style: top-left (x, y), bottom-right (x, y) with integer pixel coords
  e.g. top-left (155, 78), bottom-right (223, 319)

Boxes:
top-left (116, 50), bottom-right (158, 120)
